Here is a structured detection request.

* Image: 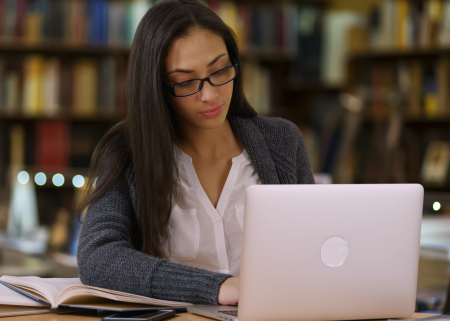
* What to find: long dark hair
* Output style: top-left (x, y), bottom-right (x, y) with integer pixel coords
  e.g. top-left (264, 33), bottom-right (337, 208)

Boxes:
top-left (77, 0), bottom-right (256, 258)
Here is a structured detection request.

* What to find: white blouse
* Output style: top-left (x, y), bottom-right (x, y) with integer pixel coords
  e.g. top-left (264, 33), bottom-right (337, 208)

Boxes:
top-left (167, 146), bottom-right (261, 276)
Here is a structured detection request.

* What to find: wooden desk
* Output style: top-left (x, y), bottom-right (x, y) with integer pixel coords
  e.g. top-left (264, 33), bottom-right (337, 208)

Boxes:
top-left (0, 311), bottom-right (436, 321)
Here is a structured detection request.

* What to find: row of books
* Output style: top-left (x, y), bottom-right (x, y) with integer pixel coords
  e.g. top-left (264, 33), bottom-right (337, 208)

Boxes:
top-left (358, 0), bottom-right (450, 50)
top-left (6, 121), bottom-right (104, 170)
top-left (301, 95), bottom-right (450, 189)
top-left (0, 54), bottom-right (274, 118)
top-left (0, 0), bottom-right (152, 45)
top-left (359, 58), bottom-right (450, 120)
top-left (0, 55), bottom-right (127, 117)
top-left (339, 59), bottom-right (450, 186)
top-left (207, 0), bottom-right (310, 54)
top-left (0, 0), bottom-right (322, 56)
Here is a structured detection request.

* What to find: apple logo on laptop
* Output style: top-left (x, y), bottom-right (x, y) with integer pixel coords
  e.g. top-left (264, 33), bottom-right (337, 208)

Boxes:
top-left (321, 235), bottom-right (349, 267)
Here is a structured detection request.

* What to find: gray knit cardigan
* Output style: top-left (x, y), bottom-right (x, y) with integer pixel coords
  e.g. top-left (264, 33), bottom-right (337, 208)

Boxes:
top-left (77, 115), bottom-right (315, 305)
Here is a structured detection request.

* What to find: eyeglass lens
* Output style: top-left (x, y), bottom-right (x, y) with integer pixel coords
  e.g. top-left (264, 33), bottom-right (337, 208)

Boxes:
top-left (174, 66), bottom-right (236, 97)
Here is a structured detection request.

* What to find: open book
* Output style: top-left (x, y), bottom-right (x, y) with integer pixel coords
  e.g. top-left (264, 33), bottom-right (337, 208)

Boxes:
top-left (0, 276), bottom-right (192, 311)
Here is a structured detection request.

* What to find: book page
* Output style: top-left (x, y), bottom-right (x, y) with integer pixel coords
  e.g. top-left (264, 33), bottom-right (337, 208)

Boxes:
top-left (25, 277), bottom-right (81, 307)
top-left (33, 278), bottom-right (81, 293)
top-left (0, 276), bottom-right (81, 308)
top-left (0, 283), bottom-right (46, 307)
top-left (57, 284), bottom-right (192, 307)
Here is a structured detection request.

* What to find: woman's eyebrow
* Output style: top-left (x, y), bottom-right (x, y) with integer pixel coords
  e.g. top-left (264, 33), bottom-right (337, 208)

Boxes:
top-left (207, 53), bottom-right (227, 67)
top-left (167, 53), bottom-right (227, 75)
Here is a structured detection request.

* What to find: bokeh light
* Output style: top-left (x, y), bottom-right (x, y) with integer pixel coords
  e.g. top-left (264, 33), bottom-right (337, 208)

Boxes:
top-left (72, 175), bottom-right (85, 188)
top-left (17, 171), bottom-right (29, 185)
top-left (52, 174), bottom-right (65, 187)
top-left (34, 172), bottom-right (47, 186)
top-left (433, 202), bottom-right (441, 211)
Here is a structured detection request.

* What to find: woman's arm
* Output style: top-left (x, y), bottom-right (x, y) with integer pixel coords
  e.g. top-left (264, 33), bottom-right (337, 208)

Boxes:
top-left (77, 175), bottom-right (231, 304)
top-left (293, 126), bottom-right (315, 184)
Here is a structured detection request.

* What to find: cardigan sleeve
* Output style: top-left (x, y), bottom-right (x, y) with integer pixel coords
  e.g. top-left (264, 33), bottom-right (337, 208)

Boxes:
top-left (77, 173), bottom-right (231, 304)
top-left (270, 116), bottom-right (315, 184)
top-left (293, 126), bottom-right (315, 184)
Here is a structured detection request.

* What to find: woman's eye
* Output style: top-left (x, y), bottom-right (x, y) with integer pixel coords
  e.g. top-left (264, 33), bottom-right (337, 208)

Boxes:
top-left (177, 81), bottom-right (193, 88)
top-left (215, 69), bottom-right (226, 76)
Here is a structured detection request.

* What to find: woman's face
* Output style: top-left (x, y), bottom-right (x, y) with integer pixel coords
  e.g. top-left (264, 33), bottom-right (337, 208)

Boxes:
top-left (164, 28), bottom-right (234, 131)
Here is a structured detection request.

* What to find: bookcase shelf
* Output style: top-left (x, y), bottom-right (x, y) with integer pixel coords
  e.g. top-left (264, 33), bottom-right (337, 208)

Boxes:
top-left (349, 47), bottom-right (450, 61)
top-left (0, 0), bottom-right (331, 261)
top-left (404, 119), bottom-right (450, 127)
top-left (0, 42), bottom-right (301, 63)
top-left (423, 186), bottom-right (450, 194)
top-left (0, 42), bottom-right (131, 56)
top-left (0, 114), bottom-right (123, 124)
top-left (362, 117), bottom-right (450, 126)
top-left (235, 0), bottom-right (328, 3)
top-left (340, 48), bottom-right (450, 192)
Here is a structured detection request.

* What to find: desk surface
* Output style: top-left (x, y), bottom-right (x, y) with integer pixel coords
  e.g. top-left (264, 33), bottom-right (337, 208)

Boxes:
top-left (0, 311), bottom-right (436, 321)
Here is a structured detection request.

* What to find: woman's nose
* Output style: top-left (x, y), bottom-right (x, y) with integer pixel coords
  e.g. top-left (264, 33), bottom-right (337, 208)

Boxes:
top-left (198, 80), bottom-right (218, 102)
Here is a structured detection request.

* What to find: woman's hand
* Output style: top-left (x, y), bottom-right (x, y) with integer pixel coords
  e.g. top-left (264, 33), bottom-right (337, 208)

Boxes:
top-left (218, 277), bottom-right (239, 305)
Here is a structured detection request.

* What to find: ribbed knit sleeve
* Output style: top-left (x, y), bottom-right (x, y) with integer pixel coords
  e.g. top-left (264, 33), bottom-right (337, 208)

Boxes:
top-left (77, 175), bottom-right (231, 304)
top-left (287, 121), bottom-right (315, 184)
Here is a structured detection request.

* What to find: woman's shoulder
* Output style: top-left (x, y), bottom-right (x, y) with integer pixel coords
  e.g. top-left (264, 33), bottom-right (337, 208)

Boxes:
top-left (253, 115), bottom-right (301, 136)
top-left (231, 115), bottom-right (304, 143)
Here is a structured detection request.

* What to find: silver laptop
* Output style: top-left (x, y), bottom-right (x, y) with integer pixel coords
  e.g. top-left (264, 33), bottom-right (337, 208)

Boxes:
top-left (188, 184), bottom-right (424, 321)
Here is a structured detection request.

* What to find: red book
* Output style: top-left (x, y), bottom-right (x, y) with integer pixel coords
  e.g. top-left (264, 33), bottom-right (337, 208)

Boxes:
top-left (35, 121), bottom-right (70, 169)
top-left (238, 5), bottom-right (252, 53)
top-left (0, 0), bottom-right (5, 37)
top-left (371, 67), bottom-right (384, 120)
top-left (15, 0), bottom-right (27, 39)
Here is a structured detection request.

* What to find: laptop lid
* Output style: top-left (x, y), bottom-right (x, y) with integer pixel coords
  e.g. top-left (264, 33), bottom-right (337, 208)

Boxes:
top-left (238, 184), bottom-right (423, 321)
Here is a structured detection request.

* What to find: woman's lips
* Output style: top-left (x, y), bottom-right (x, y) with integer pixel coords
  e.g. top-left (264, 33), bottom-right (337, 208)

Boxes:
top-left (199, 105), bottom-right (223, 118)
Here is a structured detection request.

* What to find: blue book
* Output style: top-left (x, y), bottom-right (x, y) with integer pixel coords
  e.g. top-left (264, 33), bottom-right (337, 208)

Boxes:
top-left (100, 0), bottom-right (109, 43)
top-left (90, 0), bottom-right (109, 44)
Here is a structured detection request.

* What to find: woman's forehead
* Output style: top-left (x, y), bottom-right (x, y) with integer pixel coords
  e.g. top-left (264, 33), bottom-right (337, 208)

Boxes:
top-left (165, 28), bottom-right (228, 72)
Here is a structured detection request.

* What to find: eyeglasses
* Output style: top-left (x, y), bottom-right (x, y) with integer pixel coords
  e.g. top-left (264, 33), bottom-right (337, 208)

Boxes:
top-left (164, 64), bottom-right (237, 97)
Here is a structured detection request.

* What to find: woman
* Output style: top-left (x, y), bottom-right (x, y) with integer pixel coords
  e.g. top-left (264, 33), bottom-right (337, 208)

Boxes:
top-left (77, 0), bottom-right (314, 306)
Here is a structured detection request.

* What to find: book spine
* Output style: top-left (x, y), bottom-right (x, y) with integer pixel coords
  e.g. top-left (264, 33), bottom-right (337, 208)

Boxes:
top-left (15, 0), bottom-right (27, 40)
top-left (35, 121), bottom-right (70, 168)
top-left (0, 0), bottom-right (5, 38)
top-left (4, 0), bottom-right (17, 40)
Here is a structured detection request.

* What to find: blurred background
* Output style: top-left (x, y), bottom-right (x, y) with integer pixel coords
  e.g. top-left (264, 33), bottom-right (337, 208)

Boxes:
top-left (0, 0), bottom-right (449, 313)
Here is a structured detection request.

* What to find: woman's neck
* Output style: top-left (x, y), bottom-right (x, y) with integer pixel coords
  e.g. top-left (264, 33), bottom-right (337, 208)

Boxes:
top-left (177, 119), bottom-right (242, 159)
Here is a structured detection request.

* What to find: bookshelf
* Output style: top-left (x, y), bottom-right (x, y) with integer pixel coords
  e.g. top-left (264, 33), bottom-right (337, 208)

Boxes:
top-left (0, 0), bottom-right (332, 271)
top-left (0, 114), bottom-right (122, 123)
top-left (342, 53), bottom-right (450, 192)
top-left (0, 43), bottom-right (130, 56)
top-left (335, 0), bottom-right (450, 206)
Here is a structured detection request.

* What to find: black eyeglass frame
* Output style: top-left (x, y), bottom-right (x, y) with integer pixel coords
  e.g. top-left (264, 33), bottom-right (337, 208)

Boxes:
top-left (163, 64), bottom-right (238, 97)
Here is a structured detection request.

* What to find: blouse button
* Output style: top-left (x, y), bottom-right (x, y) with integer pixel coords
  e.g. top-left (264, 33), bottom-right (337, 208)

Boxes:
top-left (213, 220), bottom-right (221, 226)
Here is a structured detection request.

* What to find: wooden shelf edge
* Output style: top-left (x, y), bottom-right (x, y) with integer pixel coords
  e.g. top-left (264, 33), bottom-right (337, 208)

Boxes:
top-left (0, 42), bottom-right (301, 61)
top-left (0, 113), bottom-right (123, 123)
top-left (0, 41), bottom-right (131, 56)
top-left (348, 46), bottom-right (450, 60)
